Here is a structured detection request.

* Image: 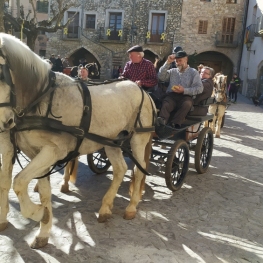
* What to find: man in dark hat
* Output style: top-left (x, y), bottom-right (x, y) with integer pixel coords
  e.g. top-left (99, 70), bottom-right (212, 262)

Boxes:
top-left (157, 50), bottom-right (203, 129)
top-left (120, 45), bottom-right (158, 90)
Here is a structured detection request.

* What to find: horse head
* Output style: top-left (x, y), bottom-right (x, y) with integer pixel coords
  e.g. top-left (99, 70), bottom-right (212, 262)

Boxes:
top-left (0, 64), bottom-right (16, 132)
top-left (86, 62), bottom-right (99, 78)
top-left (213, 73), bottom-right (227, 103)
top-left (0, 33), bottom-right (50, 132)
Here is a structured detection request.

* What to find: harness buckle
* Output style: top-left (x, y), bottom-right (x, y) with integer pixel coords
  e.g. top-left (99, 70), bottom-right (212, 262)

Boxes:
top-left (13, 107), bottom-right (24, 117)
top-left (75, 127), bottom-right (84, 137)
top-left (83, 105), bottom-right (89, 114)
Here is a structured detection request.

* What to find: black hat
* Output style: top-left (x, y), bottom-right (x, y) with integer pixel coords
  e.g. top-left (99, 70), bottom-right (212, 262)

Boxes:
top-left (127, 45), bottom-right (143, 53)
top-left (175, 50), bottom-right (188, 58)
top-left (172, 46), bottom-right (183, 54)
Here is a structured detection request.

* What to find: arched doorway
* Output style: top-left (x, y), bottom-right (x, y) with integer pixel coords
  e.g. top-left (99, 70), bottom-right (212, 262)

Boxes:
top-left (69, 47), bottom-right (101, 79)
top-left (192, 51), bottom-right (233, 82)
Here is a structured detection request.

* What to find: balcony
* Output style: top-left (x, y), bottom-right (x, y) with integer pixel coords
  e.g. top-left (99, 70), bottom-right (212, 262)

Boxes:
top-left (255, 16), bottom-right (263, 37)
top-left (145, 30), bottom-right (167, 44)
top-left (62, 26), bottom-right (80, 40)
top-left (215, 31), bottom-right (241, 48)
top-left (99, 27), bottom-right (128, 43)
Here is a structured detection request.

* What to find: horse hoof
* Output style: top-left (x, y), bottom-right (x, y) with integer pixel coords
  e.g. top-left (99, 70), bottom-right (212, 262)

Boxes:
top-left (60, 184), bottom-right (69, 193)
top-left (30, 237), bottom-right (49, 249)
top-left (97, 213), bottom-right (111, 223)
top-left (215, 134), bottom-right (220, 138)
top-left (0, 221), bottom-right (8, 231)
top-left (123, 211), bottom-right (136, 220)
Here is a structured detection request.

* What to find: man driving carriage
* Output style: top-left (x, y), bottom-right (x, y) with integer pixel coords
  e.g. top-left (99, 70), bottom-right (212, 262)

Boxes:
top-left (120, 45), bottom-right (158, 91)
top-left (157, 50), bottom-right (203, 129)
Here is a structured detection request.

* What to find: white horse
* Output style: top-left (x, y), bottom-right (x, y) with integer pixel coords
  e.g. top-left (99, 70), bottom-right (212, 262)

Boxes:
top-left (0, 33), bottom-right (156, 248)
top-left (207, 73), bottom-right (227, 138)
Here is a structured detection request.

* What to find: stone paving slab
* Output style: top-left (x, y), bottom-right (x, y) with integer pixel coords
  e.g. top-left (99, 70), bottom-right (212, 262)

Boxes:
top-left (0, 94), bottom-right (263, 263)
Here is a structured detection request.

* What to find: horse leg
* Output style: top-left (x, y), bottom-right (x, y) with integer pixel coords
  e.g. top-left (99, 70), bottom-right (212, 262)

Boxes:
top-left (125, 133), bottom-right (151, 220)
top-left (30, 175), bottom-right (52, 249)
top-left (98, 147), bottom-right (127, 223)
top-left (0, 153), bottom-right (13, 231)
top-left (13, 145), bottom-right (62, 248)
top-left (60, 158), bottom-right (78, 193)
top-left (215, 109), bottom-right (224, 138)
top-left (129, 133), bottom-right (153, 198)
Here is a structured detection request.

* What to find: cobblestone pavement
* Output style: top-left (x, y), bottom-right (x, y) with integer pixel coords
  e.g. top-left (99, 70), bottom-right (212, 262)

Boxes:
top-left (0, 95), bottom-right (263, 263)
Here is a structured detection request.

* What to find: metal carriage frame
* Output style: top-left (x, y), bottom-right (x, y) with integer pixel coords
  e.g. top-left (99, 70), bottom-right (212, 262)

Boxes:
top-left (87, 113), bottom-right (214, 192)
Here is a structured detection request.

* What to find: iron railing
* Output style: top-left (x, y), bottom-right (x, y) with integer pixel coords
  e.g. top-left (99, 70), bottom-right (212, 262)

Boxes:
top-left (145, 30), bottom-right (167, 43)
top-left (99, 27), bottom-right (128, 42)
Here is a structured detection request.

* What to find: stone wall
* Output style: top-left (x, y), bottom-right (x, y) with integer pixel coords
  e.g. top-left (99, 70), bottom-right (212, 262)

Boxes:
top-left (178, 0), bottom-right (245, 72)
top-left (47, 0), bottom-right (183, 79)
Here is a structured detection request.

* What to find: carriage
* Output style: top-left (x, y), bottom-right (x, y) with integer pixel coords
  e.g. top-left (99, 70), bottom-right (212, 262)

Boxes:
top-left (0, 33), bottom-right (222, 249)
top-left (87, 98), bottom-right (214, 192)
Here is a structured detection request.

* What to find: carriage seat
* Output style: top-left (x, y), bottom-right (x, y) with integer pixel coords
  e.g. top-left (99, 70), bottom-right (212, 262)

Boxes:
top-left (187, 97), bottom-right (215, 117)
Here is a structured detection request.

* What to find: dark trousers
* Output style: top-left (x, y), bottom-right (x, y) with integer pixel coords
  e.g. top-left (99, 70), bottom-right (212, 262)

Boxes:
top-left (159, 93), bottom-right (193, 125)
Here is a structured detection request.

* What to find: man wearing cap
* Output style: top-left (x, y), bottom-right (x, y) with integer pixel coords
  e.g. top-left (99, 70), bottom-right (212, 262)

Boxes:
top-left (157, 50), bottom-right (203, 129)
top-left (120, 45), bottom-right (158, 90)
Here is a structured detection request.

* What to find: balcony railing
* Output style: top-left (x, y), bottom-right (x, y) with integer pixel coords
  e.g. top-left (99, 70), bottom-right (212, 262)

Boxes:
top-left (145, 30), bottom-right (167, 43)
top-left (99, 27), bottom-right (128, 42)
top-left (215, 31), bottom-right (241, 48)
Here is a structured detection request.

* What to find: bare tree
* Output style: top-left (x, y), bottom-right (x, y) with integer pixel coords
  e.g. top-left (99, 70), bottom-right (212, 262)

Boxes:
top-left (4, 0), bottom-right (78, 50)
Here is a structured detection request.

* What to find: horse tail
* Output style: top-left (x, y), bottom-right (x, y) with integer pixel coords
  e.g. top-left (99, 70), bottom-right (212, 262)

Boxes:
top-left (69, 158), bottom-right (79, 183)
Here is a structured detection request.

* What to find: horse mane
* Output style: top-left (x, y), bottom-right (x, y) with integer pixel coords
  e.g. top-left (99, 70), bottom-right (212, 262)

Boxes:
top-left (0, 33), bottom-right (50, 108)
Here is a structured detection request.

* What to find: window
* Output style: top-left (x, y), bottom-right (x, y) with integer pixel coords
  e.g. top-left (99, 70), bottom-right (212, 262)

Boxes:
top-left (150, 13), bottom-right (165, 42)
top-left (221, 17), bottom-right (235, 43)
top-left (36, 0), bottom-right (48, 13)
top-left (226, 0), bottom-right (237, 3)
top-left (86, 14), bottom-right (96, 29)
top-left (108, 12), bottom-right (122, 40)
top-left (67, 12), bottom-right (79, 38)
top-left (198, 20), bottom-right (208, 34)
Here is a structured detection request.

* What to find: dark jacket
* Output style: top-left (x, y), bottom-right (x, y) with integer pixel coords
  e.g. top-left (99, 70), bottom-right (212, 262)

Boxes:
top-left (189, 78), bottom-right (214, 116)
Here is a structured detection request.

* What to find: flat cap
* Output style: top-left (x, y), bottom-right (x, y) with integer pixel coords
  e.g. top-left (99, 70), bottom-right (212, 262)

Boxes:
top-left (175, 50), bottom-right (188, 58)
top-left (172, 46), bottom-right (183, 54)
top-left (127, 45), bottom-right (143, 53)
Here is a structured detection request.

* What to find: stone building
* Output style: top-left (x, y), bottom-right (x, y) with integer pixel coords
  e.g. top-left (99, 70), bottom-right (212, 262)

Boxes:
top-left (47, 0), bottom-right (182, 79)
top-left (46, 0), bottom-right (246, 81)
top-left (239, 0), bottom-right (263, 98)
top-left (178, 0), bottom-right (246, 80)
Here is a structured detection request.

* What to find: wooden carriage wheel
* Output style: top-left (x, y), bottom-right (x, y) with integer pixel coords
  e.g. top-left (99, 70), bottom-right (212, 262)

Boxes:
top-left (194, 127), bottom-right (214, 174)
top-left (87, 148), bottom-right (111, 174)
top-left (165, 140), bottom-right (189, 191)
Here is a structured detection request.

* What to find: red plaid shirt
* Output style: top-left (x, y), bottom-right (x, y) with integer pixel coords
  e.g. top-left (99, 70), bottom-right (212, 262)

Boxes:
top-left (122, 58), bottom-right (158, 88)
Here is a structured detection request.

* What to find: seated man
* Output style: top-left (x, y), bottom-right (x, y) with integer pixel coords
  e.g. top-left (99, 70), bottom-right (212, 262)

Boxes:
top-left (120, 45), bottom-right (158, 91)
top-left (157, 50), bottom-right (203, 129)
top-left (188, 66), bottom-right (215, 116)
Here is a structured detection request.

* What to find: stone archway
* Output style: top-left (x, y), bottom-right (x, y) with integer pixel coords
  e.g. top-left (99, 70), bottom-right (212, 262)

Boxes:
top-left (69, 47), bottom-right (101, 79)
top-left (193, 51), bottom-right (234, 82)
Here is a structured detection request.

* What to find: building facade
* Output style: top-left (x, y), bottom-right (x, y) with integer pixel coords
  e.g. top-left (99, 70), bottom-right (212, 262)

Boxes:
top-left (6, 0), bottom-right (49, 55)
top-left (47, 0), bottom-right (182, 79)
top-left (46, 0), bottom-right (247, 80)
top-left (239, 0), bottom-right (263, 98)
top-left (178, 0), bottom-right (246, 81)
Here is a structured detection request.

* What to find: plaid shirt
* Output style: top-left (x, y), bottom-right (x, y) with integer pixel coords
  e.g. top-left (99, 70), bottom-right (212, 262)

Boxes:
top-left (122, 58), bottom-right (158, 88)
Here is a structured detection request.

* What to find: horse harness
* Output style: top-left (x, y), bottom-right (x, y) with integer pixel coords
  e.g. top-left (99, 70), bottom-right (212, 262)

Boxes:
top-left (0, 64), bottom-right (156, 177)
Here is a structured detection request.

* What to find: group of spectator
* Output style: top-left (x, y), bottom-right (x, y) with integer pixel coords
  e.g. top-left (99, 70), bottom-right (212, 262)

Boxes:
top-left (49, 54), bottom-right (70, 72)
